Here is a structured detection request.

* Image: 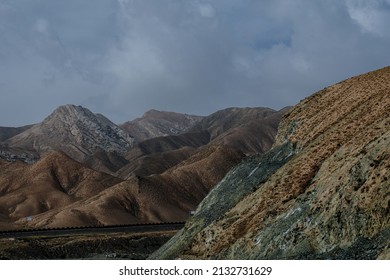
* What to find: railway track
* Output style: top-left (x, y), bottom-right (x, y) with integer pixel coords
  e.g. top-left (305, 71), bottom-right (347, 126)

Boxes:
top-left (0, 222), bottom-right (185, 238)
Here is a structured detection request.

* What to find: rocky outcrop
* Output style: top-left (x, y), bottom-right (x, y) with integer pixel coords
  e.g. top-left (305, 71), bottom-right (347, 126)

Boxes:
top-left (0, 148), bottom-right (38, 164)
top-left (151, 66), bottom-right (390, 260)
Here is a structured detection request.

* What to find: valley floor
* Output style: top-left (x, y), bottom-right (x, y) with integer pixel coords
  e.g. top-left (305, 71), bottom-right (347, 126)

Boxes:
top-left (0, 230), bottom-right (177, 260)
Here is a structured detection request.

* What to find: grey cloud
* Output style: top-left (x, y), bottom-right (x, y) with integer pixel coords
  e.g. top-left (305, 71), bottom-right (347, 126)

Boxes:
top-left (0, 0), bottom-right (390, 126)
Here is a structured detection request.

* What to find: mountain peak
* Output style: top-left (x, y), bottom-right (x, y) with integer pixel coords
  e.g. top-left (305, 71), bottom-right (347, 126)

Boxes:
top-left (57, 104), bottom-right (83, 110)
top-left (5, 104), bottom-right (134, 163)
top-left (142, 109), bottom-right (163, 118)
top-left (141, 109), bottom-right (197, 119)
top-left (121, 110), bottom-right (204, 142)
top-left (45, 104), bottom-right (95, 123)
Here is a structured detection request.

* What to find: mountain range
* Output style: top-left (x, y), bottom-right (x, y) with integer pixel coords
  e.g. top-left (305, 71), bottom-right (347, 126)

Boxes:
top-left (0, 105), bottom-right (286, 229)
top-left (0, 67), bottom-right (388, 260)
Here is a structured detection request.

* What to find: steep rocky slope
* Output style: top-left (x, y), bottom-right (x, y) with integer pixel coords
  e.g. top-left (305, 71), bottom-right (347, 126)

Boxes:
top-left (3, 105), bottom-right (134, 163)
top-left (151, 66), bottom-right (390, 260)
top-left (120, 109), bottom-right (203, 143)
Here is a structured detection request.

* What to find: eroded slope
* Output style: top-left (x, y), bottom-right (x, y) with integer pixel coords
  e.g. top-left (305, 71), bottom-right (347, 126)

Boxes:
top-left (151, 66), bottom-right (390, 260)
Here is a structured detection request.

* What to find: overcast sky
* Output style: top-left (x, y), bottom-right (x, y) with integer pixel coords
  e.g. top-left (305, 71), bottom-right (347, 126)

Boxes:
top-left (1, 0), bottom-right (390, 126)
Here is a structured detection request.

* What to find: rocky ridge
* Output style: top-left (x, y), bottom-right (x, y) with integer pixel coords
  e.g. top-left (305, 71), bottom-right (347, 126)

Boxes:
top-left (120, 109), bottom-right (204, 143)
top-left (151, 66), bottom-right (390, 260)
top-left (118, 107), bottom-right (285, 179)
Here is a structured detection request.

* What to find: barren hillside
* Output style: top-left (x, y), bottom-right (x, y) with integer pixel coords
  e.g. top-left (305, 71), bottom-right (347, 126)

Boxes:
top-left (151, 66), bottom-right (390, 260)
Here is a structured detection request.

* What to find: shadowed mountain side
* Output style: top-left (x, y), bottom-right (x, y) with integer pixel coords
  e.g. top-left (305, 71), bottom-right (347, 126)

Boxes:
top-left (190, 107), bottom-right (289, 155)
top-left (148, 145), bottom-right (246, 205)
top-left (151, 66), bottom-right (390, 260)
top-left (0, 125), bottom-right (33, 142)
top-left (116, 131), bottom-right (211, 178)
top-left (85, 149), bottom-right (130, 176)
top-left (117, 146), bottom-right (196, 179)
top-left (132, 131), bottom-right (211, 155)
top-left (116, 108), bottom-right (286, 179)
top-left (0, 152), bottom-right (122, 229)
top-left (209, 117), bottom-right (285, 155)
top-left (16, 145), bottom-right (244, 228)
top-left (120, 109), bottom-right (204, 143)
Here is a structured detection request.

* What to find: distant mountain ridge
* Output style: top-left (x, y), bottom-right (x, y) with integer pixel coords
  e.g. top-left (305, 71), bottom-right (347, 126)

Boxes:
top-left (120, 109), bottom-right (204, 143)
top-left (0, 105), bottom-right (286, 229)
top-left (117, 107), bottom-right (285, 179)
top-left (189, 107), bottom-right (290, 155)
top-left (0, 125), bottom-right (33, 142)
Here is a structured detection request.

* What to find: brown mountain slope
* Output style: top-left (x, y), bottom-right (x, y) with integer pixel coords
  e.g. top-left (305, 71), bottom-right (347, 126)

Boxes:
top-left (117, 107), bottom-right (285, 179)
top-left (147, 145), bottom-right (246, 206)
top-left (190, 107), bottom-right (288, 155)
top-left (84, 150), bottom-right (130, 175)
top-left (209, 108), bottom-right (290, 154)
top-left (190, 107), bottom-right (276, 138)
top-left (117, 146), bottom-right (196, 178)
top-left (0, 152), bottom-right (122, 229)
top-left (117, 131), bottom-right (210, 178)
top-left (151, 66), bottom-right (390, 260)
top-left (18, 145), bottom-right (244, 228)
